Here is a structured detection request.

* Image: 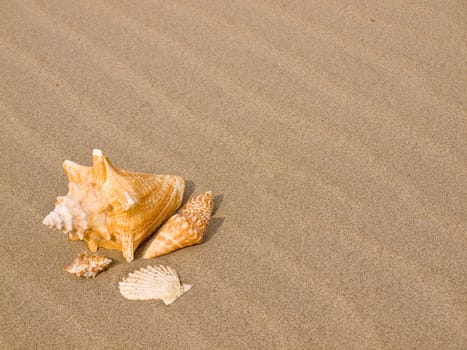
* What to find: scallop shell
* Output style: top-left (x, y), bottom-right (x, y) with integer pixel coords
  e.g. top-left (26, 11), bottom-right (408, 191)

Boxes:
top-left (119, 265), bottom-right (192, 305)
top-left (143, 191), bottom-right (214, 259)
top-left (64, 252), bottom-right (112, 278)
top-left (43, 149), bottom-right (185, 262)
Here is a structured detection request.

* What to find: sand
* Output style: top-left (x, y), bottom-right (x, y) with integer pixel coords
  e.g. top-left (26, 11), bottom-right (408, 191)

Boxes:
top-left (0, 1), bottom-right (465, 349)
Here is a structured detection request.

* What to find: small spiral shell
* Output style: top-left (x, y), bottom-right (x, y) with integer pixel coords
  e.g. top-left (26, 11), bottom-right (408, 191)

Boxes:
top-left (64, 252), bottom-right (112, 278)
top-left (143, 191), bottom-right (214, 258)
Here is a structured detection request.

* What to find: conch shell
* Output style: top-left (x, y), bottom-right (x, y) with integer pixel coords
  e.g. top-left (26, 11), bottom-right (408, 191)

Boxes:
top-left (143, 191), bottom-right (214, 258)
top-left (43, 149), bottom-right (185, 262)
top-left (119, 265), bottom-right (192, 305)
top-left (64, 252), bottom-right (112, 278)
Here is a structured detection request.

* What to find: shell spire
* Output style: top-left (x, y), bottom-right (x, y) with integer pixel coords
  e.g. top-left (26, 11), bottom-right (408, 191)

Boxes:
top-left (143, 191), bottom-right (214, 259)
top-left (43, 149), bottom-right (185, 262)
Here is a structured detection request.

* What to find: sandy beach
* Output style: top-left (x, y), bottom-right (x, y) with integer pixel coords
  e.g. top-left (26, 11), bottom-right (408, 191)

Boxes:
top-left (0, 1), bottom-right (465, 349)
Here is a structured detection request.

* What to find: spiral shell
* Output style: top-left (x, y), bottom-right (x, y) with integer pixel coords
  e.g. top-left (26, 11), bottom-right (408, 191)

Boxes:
top-left (64, 252), bottom-right (112, 278)
top-left (143, 191), bottom-right (214, 258)
top-left (43, 149), bottom-right (185, 262)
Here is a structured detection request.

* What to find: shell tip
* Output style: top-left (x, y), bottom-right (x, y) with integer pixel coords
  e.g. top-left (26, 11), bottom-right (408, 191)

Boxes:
top-left (124, 254), bottom-right (134, 263)
top-left (142, 251), bottom-right (154, 259)
top-left (92, 149), bottom-right (103, 157)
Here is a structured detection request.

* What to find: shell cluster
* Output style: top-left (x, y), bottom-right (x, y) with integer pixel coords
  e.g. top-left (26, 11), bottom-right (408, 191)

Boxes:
top-left (44, 149), bottom-right (216, 304)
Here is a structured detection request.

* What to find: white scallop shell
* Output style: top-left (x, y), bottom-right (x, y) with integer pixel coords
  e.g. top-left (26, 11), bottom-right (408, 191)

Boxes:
top-left (118, 265), bottom-right (192, 305)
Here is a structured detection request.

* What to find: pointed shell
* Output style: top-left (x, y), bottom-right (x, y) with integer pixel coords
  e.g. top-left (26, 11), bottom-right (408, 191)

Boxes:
top-left (64, 252), bottom-right (112, 278)
top-left (43, 149), bottom-right (185, 262)
top-left (118, 265), bottom-right (192, 305)
top-left (143, 191), bottom-right (214, 259)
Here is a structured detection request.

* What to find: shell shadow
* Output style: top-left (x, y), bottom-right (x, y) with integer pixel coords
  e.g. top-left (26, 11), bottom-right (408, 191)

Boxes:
top-left (134, 235), bottom-right (155, 260)
top-left (213, 193), bottom-right (224, 216)
top-left (204, 193), bottom-right (224, 242)
top-left (183, 180), bottom-right (196, 203)
top-left (204, 216), bottom-right (224, 243)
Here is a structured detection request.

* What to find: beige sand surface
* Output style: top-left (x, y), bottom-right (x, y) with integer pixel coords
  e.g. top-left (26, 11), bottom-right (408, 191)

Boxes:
top-left (0, 1), bottom-right (465, 349)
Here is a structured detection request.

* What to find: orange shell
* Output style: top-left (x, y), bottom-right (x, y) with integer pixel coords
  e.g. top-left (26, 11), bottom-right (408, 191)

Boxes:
top-left (43, 149), bottom-right (185, 262)
top-left (143, 191), bottom-right (214, 258)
